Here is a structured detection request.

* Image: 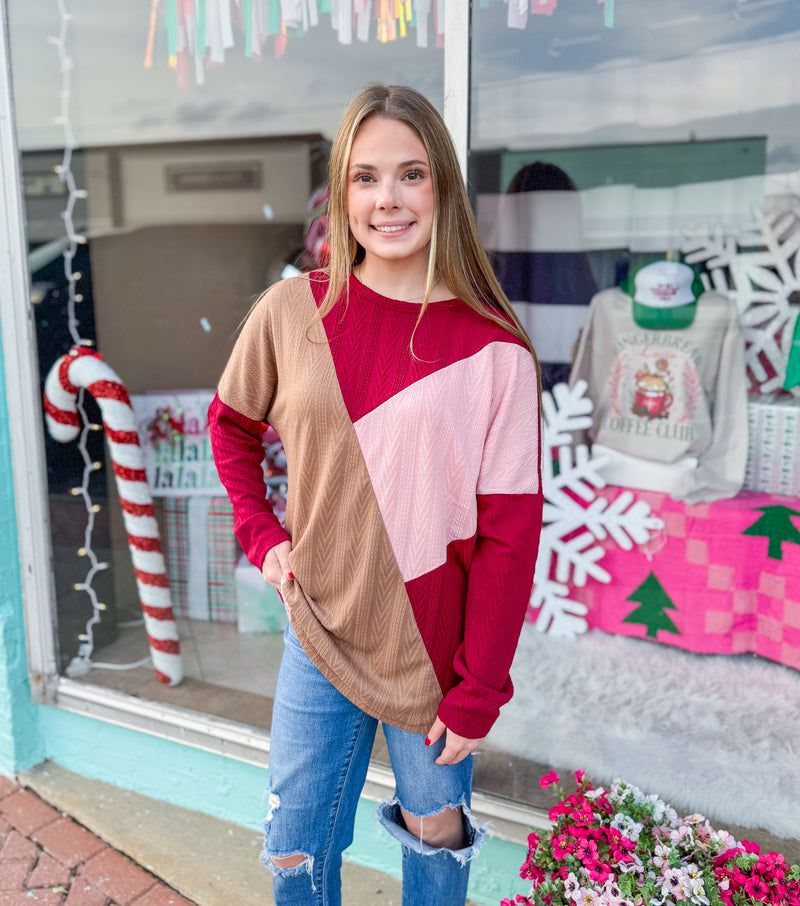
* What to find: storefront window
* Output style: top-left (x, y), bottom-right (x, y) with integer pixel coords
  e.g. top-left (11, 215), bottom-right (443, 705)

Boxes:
top-left (9, 1), bottom-right (443, 730)
top-left (471, 1), bottom-right (800, 841)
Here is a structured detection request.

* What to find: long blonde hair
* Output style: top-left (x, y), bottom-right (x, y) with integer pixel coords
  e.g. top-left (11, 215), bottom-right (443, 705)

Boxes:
top-left (311, 83), bottom-right (539, 365)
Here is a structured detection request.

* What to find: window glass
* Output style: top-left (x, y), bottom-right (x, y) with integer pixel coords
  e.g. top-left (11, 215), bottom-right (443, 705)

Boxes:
top-left (470, 0), bottom-right (800, 835)
top-left (9, 0), bottom-right (442, 742)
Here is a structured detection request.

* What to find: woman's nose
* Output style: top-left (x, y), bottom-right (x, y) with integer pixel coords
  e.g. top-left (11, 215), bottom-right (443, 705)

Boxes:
top-left (376, 181), bottom-right (401, 209)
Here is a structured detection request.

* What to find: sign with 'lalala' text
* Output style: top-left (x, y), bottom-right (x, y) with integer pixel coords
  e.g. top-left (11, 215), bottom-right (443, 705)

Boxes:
top-left (130, 391), bottom-right (224, 496)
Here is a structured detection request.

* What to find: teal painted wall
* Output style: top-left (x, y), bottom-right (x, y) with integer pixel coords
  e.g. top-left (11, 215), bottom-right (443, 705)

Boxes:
top-left (36, 705), bottom-right (530, 904)
top-left (0, 338), bottom-right (44, 775)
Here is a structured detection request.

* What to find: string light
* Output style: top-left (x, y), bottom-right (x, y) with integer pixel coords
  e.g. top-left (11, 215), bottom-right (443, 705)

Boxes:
top-left (50, 1), bottom-right (144, 679)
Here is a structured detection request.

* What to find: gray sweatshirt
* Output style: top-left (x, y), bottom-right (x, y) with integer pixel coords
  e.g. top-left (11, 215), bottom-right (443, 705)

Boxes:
top-left (569, 287), bottom-right (748, 503)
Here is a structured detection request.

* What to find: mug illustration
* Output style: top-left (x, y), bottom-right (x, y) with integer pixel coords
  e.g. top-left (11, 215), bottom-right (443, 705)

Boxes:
top-left (633, 368), bottom-right (673, 419)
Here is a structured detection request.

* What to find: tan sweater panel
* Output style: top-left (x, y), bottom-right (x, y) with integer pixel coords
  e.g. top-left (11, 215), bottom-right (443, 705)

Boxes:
top-left (218, 277), bottom-right (441, 732)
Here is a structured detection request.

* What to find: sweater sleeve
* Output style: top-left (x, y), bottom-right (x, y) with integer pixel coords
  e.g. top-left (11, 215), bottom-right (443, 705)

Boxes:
top-left (681, 301), bottom-right (748, 503)
top-left (436, 345), bottom-right (544, 739)
top-left (208, 290), bottom-right (292, 569)
top-left (208, 396), bottom-right (291, 569)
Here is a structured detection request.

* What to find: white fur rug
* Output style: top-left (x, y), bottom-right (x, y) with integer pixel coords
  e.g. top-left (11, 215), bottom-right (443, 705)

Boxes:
top-left (491, 625), bottom-right (800, 839)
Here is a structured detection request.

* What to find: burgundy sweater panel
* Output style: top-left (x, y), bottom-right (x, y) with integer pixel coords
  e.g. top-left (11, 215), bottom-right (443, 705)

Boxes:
top-left (207, 394), bottom-right (291, 570)
top-left (404, 536), bottom-right (474, 694)
top-left (310, 272), bottom-right (528, 422)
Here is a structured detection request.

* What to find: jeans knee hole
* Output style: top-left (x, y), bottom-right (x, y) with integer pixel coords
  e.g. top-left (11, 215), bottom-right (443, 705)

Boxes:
top-left (400, 805), bottom-right (465, 850)
top-left (270, 853), bottom-right (308, 870)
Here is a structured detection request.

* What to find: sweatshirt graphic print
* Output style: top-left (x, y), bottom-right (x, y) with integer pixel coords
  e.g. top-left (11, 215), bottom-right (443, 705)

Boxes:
top-left (570, 288), bottom-right (748, 503)
top-left (209, 274), bottom-right (543, 737)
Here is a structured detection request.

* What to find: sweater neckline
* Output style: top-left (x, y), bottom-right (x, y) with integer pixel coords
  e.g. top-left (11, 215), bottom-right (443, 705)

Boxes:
top-left (349, 274), bottom-right (461, 312)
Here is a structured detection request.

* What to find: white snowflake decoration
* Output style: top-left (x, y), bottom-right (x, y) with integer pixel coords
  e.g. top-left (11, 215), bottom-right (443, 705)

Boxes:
top-left (681, 203), bottom-right (800, 393)
top-left (531, 380), bottom-right (664, 638)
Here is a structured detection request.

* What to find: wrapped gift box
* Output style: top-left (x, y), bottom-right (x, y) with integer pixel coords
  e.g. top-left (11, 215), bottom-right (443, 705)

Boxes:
top-left (568, 488), bottom-right (800, 673)
top-left (163, 497), bottom-right (239, 621)
top-left (745, 393), bottom-right (800, 496)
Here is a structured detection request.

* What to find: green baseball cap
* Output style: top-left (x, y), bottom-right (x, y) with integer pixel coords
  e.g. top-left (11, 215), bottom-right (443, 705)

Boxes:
top-left (623, 261), bottom-right (703, 330)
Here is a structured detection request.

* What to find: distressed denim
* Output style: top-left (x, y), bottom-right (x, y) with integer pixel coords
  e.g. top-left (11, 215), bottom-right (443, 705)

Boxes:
top-left (263, 623), bottom-right (485, 906)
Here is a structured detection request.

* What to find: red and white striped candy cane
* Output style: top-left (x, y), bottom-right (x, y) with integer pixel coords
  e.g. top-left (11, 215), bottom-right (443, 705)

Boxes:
top-left (43, 347), bottom-right (183, 686)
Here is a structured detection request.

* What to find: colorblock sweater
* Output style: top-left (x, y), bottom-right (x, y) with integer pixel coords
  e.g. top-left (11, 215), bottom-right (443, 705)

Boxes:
top-left (209, 273), bottom-right (543, 738)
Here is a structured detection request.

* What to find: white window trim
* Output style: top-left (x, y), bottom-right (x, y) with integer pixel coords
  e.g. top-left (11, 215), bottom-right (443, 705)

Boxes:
top-left (0, 0), bottom-right (61, 702)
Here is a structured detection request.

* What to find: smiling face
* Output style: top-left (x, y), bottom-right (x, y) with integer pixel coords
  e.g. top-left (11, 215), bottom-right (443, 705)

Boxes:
top-left (346, 116), bottom-right (435, 278)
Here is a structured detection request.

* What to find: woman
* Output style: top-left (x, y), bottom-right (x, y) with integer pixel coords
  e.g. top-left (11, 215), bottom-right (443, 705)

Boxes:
top-left (208, 83), bottom-right (543, 906)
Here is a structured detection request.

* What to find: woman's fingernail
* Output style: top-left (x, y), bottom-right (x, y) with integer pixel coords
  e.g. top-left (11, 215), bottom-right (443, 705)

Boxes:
top-left (424, 737), bottom-right (431, 747)
top-left (286, 572), bottom-right (294, 581)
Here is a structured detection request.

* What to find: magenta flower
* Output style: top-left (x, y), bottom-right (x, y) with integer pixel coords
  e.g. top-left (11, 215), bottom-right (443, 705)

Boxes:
top-left (540, 770), bottom-right (560, 788)
top-left (551, 833), bottom-right (575, 860)
top-left (772, 883), bottom-right (789, 904)
top-left (744, 874), bottom-right (770, 900)
top-left (576, 837), bottom-right (599, 862)
top-left (588, 862), bottom-right (611, 884)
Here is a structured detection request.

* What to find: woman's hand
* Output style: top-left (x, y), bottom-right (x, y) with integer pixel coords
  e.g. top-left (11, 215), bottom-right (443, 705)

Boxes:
top-left (425, 717), bottom-right (483, 766)
top-left (261, 540), bottom-right (293, 588)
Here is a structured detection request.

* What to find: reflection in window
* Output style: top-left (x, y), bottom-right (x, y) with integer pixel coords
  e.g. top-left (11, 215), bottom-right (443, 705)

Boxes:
top-left (470, 0), bottom-right (800, 840)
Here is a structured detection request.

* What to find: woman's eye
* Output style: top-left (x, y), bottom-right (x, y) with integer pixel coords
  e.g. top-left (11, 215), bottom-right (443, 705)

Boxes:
top-left (353, 172), bottom-right (374, 183)
top-left (404, 170), bottom-right (425, 181)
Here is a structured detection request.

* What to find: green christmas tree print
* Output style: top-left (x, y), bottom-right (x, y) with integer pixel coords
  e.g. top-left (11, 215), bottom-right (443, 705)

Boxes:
top-left (622, 572), bottom-right (680, 639)
top-left (743, 505), bottom-right (800, 560)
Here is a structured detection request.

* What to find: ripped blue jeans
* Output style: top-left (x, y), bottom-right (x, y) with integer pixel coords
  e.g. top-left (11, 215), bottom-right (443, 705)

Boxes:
top-left (262, 623), bottom-right (485, 906)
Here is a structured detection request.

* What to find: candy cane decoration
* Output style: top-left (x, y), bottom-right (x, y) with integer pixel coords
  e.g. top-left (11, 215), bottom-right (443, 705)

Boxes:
top-left (43, 347), bottom-right (183, 685)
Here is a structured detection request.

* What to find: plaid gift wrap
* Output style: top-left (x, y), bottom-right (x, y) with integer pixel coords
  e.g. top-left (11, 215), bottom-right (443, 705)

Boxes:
top-left (163, 496), bottom-right (239, 621)
top-left (745, 393), bottom-right (800, 496)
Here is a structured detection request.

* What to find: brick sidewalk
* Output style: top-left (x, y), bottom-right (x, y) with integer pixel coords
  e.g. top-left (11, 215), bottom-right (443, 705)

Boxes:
top-left (0, 775), bottom-right (196, 906)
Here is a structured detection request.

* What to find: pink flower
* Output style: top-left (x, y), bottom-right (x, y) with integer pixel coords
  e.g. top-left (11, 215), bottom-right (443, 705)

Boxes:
top-left (576, 837), bottom-right (599, 863)
top-left (772, 884), bottom-right (789, 904)
top-left (552, 834), bottom-right (576, 860)
top-left (588, 863), bottom-right (611, 884)
top-left (528, 865), bottom-right (546, 885)
top-left (744, 874), bottom-right (770, 901)
top-left (742, 839), bottom-right (762, 854)
top-left (519, 851), bottom-right (544, 884)
top-left (540, 770), bottom-right (560, 788)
